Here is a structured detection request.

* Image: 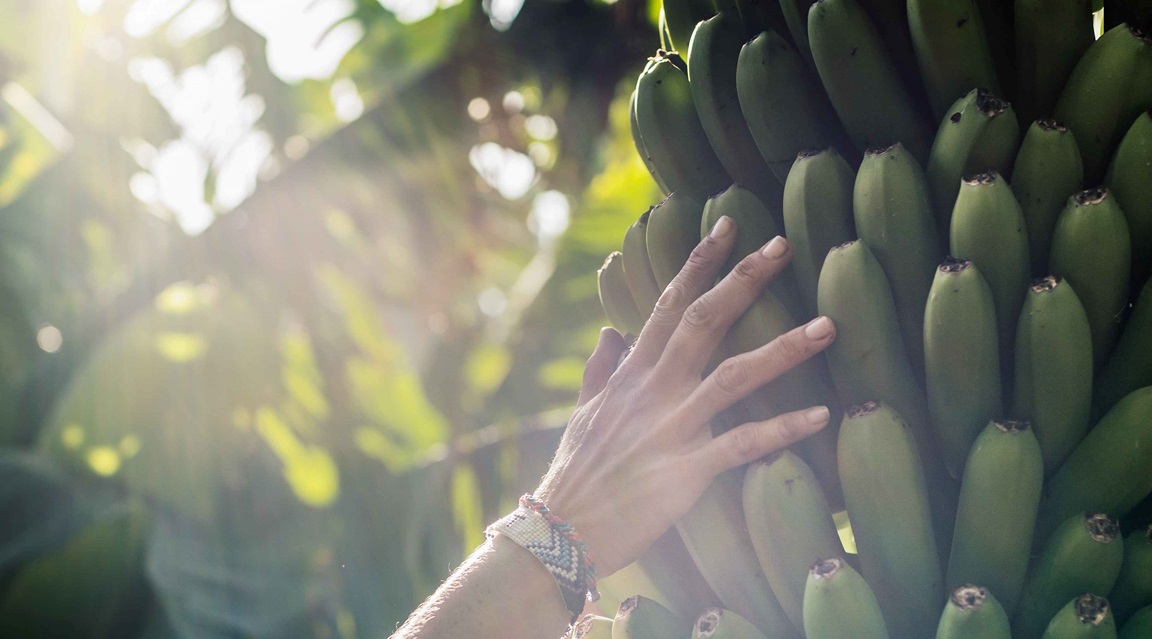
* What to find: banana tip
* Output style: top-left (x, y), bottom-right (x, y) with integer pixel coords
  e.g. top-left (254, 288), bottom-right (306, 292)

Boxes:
top-left (1074, 187), bottom-right (1109, 206)
top-left (1084, 513), bottom-right (1120, 543)
top-left (939, 256), bottom-right (971, 274)
top-left (811, 557), bottom-right (843, 579)
top-left (1030, 275), bottom-right (1061, 293)
top-left (845, 401), bottom-right (880, 419)
top-left (993, 419), bottom-right (1030, 434)
top-left (950, 585), bottom-right (988, 611)
top-left (695, 608), bottom-right (722, 637)
top-left (1074, 594), bottom-right (1110, 627)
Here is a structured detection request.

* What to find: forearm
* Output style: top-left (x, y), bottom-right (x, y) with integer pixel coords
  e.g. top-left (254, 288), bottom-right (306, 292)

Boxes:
top-left (391, 534), bottom-right (571, 639)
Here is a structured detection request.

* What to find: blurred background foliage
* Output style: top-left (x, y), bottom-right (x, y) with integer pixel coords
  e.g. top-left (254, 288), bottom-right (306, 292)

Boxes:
top-left (0, 0), bottom-right (671, 636)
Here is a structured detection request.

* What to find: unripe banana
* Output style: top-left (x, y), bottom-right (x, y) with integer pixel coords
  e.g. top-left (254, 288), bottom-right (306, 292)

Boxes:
top-left (572, 615), bottom-right (614, 639)
top-left (838, 401), bottom-right (942, 639)
top-left (1040, 594), bottom-right (1118, 639)
top-left (781, 147), bottom-right (856, 318)
top-left (1012, 276), bottom-right (1093, 474)
top-left (677, 471), bottom-right (800, 639)
top-left (733, 0), bottom-right (789, 43)
top-left (737, 31), bottom-right (849, 183)
top-left (803, 557), bottom-right (891, 639)
top-left (1015, 513), bottom-right (1125, 639)
top-left (688, 12), bottom-right (786, 209)
top-left (1053, 24), bottom-right (1152, 183)
top-left (807, 0), bottom-right (933, 161)
top-left (1038, 386), bottom-right (1152, 541)
top-left (613, 595), bottom-right (685, 639)
top-left (1109, 525), bottom-right (1152, 624)
top-left (853, 142), bottom-right (941, 379)
top-left (743, 450), bottom-right (842, 632)
top-left (1010, 120), bottom-right (1085, 275)
top-left (907, 0), bottom-right (1001, 117)
top-left (777, 0), bottom-right (815, 66)
top-left (1105, 109), bottom-right (1152, 292)
top-left (634, 52), bottom-right (733, 202)
top-left (927, 89), bottom-right (1021, 233)
top-left (701, 184), bottom-right (802, 316)
top-left (631, 84), bottom-right (671, 194)
top-left (855, 0), bottom-right (926, 113)
top-left (1013, 0), bottom-right (1094, 125)
top-left (663, 0), bottom-right (719, 53)
top-left (623, 211), bottom-right (663, 320)
top-left (946, 420), bottom-right (1043, 614)
top-left (599, 252), bottom-right (646, 338)
top-left (693, 608), bottom-right (769, 639)
top-left (936, 585), bottom-right (1013, 639)
top-left (1095, 278), bottom-right (1152, 424)
top-left (1049, 188), bottom-right (1132, 369)
top-left (1119, 606), bottom-right (1152, 639)
top-left (949, 171), bottom-right (1030, 375)
top-left (924, 259), bottom-right (1002, 478)
top-left (646, 192), bottom-right (705, 290)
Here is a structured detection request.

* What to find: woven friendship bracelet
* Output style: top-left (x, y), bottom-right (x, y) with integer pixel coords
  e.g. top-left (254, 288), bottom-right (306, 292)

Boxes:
top-left (485, 494), bottom-right (598, 623)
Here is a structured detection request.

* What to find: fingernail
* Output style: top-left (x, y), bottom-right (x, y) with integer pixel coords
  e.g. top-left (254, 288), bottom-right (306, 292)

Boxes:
top-left (709, 216), bottom-right (733, 238)
top-left (805, 316), bottom-right (834, 340)
top-left (805, 405), bottom-right (830, 424)
top-left (761, 235), bottom-right (788, 259)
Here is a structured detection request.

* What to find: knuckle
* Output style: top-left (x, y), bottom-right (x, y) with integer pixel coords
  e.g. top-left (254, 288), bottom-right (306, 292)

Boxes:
top-left (731, 255), bottom-right (765, 284)
top-left (654, 282), bottom-right (685, 314)
top-left (685, 240), bottom-right (714, 271)
top-left (682, 295), bottom-right (717, 333)
top-left (728, 427), bottom-right (761, 460)
top-left (714, 358), bottom-right (750, 395)
top-left (774, 332), bottom-right (811, 363)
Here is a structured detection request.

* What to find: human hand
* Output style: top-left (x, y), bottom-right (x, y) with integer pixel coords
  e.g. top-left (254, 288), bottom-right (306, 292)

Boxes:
top-left (534, 216), bottom-right (837, 577)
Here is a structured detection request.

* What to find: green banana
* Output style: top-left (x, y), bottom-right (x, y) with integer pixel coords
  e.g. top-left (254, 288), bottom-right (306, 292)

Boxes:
top-left (1119, 606), bottom-right (1152, 639)
top-left (724, 294), bottom-right (845, 510)
top-left (906, 0), bottom-right (1002, 117)
top-left (1040, 595), bottom-right (1118, 639)
top-left (612, 595), bottom-right (685, 639)
top-left (1109, 525), bottom-right (1152, 624)
top-left (803, 557), bottom-right (891, 639)
top-left (736, 30), bottom-right (848, 183)
top-left (599, 252), bottom-right (646, 338)
top-left (1015, 513), bottom-right (1125, 639)
top-left (853, 141), bottom-right (941, 379)
top-left (572, 615), bottom-right (614, 639)
top-left (949, 171), bottom-right (1030, 375)
top-left (1049, 188), bottom-right (1132, 369)
top-left (688, 11), bottom-right (786, 209)
top-left (781, 147), bottom-right (856, 318)
top-left (924, 259), bottom-right (1002, 478)
top-left (926, 89), bottom-right (1021, 234)
top-left (646, 192), bottom-right (705, 290)
top-left (622, 211), bottom-right (664, 320)
top-left (946, 420), bottom-right (1043, 614)
top-left (631, 84), bottom-right (671, 195)
top-left (777, 0), bottom-right (815, 66)
top-left (1010, 119), bottom-right (1085, 275)
top-left (1038, 386), bottom-right (1152, 541)
top-left (693, 608), bottom-right (769, 639)
top-left (743, 450), bottom-right (842, 632)
top-left (663, 0), bottom-right (719, 53)
top-left (855, 0), bottom-right (927, 113)
top-left (1105, 109), bottom-right (1152, 292)
top-left (936, 585), bottom-right (1013, 639)
top-left (676, 470), bottom-right (801, 639)
top-left (1095, 279), bottom-right (1152, 420)
top-left (701, 184), bottom-right (802, 316)
top-left (733, 0), bottom-right (789, 43)
top-left (838, 401), bottom-right (942, 639)
top-left (1053, 24), bottom-right (1152, 183)
top-left (806, 0), bottom-right (933, 161)
top-left (1012, 276), bottom-right (1093, 475)
top-left (634, 52), bottom-right (733, 202)
top-left (1014, 0), bottom-right (1094, 125)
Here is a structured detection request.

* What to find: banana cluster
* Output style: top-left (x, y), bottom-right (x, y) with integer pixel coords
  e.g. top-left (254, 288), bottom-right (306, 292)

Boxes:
top-left (593, 0), bottom-right (1152, 637)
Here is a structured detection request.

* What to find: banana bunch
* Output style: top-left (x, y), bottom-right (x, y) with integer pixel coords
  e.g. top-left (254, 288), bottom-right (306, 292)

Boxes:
top-left (596, 0), bottom-right (1152, 637)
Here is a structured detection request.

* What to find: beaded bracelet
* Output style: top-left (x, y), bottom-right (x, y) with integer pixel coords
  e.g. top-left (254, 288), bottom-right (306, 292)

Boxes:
top-left (485, 494), bottom-right (599, 623)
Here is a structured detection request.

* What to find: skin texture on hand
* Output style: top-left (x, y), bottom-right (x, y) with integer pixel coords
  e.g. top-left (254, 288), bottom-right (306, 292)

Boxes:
top-left (536, 218), bottom-right (836, 577)
top-left (390, 217), bottom-right (835, 639)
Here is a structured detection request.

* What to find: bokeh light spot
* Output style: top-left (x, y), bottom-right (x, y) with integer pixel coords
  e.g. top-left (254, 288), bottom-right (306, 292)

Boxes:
top-left (119, 435), bottom-right (142, 458)
top-left (86, 447), bottom-right (122, 476)
top-left (467, 97), bottom-right (490, 121)
top-left (61, 424), bottom-right (85, 449)
top-left (154, 332), bottom-right (208, 361)
top-left (37, 325), bottom-right (63, 353)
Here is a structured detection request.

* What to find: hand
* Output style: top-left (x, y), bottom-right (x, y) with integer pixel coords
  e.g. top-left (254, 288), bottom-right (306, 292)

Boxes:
top-left (534, 216), bottom-right (837, 576)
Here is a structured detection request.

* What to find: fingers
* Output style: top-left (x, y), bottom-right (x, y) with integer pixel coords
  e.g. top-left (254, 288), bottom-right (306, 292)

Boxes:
top-left (699, 405), bottom-right (832, 474)
top-left (679, 316), bottom-right (837, 425)
top-left (628, 216), bottom-right (736, 367)
top-left (577, 327), bottom-right (627, 407)
top-left (659, 235), bottom-right (793, 375)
